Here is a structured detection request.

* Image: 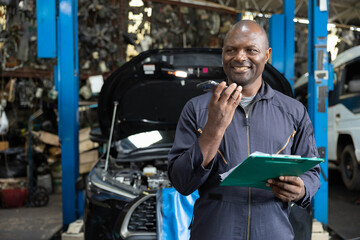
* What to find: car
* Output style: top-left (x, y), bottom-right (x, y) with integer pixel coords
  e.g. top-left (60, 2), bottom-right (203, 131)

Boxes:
top-left (84, 48), bottom-right (294, 240)
top-left (294, 45), bottom-right (360, 191)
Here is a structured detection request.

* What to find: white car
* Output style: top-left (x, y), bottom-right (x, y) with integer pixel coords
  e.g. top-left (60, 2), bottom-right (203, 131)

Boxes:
top-left (295, 45), bottom-right (360, 191)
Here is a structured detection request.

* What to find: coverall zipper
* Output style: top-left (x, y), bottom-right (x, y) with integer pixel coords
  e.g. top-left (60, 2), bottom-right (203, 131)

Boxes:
top-left (244, 99), bottom-right (261, 240)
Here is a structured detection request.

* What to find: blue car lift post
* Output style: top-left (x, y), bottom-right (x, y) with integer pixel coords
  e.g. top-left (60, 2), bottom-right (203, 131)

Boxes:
top-left (308, 0), bottom-right (331, 225)
top-left (269, 0), bottom-right (329, 225)
top-left (37, 0), bottom-right (82, 226)
top-left (269, 0), bottom-right (295, 89)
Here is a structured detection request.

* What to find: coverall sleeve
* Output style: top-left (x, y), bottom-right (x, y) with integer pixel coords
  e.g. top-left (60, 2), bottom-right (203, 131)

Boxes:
top-left (292, 109), bottom-right (321, 208)
top-left (167, 100), bottom-right (214, 196)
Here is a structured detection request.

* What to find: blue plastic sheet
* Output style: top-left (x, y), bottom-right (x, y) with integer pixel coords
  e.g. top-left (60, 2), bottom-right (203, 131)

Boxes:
top-left (157, 188), bottom-right (199, 240)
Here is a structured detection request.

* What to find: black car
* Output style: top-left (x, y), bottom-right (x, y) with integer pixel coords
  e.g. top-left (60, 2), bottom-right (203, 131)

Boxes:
top-left (84, 48), bottom-right (293, 240)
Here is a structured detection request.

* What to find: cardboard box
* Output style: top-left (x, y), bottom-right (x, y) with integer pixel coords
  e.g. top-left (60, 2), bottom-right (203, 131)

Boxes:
top-left (62, 220), bottom-right (84, 240)
top-left (79, 127), bottom-right (91, 142)
top-left (79, 149), bottom-right (98, 174)
top-left (79, 139), bottom-right (98, 153)
top-left (49, 146), bottom-right (62, 156)
top-left (61, 232), bottom-right (84, 240)
top-left (32, 131), bottom-right (60, 146)
top-left (0, 141), bottom-right (9, 151)
top-left (79, 127), bottom-right (98, 153)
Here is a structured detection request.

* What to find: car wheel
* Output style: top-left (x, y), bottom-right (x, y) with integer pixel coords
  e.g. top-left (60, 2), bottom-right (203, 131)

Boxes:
top-left (340, 145), bottom-right (360, 191)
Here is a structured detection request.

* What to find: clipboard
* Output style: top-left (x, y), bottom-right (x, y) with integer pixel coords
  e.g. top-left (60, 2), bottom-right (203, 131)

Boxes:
top-left (220, 153), bottom-right (324, 190)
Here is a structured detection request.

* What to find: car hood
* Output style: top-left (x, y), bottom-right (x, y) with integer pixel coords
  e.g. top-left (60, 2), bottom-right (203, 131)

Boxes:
top-left (98, 48), bottom-right (293, 141)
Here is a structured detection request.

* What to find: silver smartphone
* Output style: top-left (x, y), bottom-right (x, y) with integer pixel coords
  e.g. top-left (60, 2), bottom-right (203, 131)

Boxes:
top-left (196, 80), bottom-right (220, 92)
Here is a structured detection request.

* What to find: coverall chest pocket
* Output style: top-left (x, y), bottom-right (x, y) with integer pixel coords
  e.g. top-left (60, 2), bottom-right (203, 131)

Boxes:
top-left (275, 129), bottom-right (296, 155)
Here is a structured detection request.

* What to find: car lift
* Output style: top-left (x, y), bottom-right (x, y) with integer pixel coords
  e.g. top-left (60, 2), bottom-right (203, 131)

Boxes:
top-left (269, 0), bottom-right (330, 225)
top-left (307, 0), bottom-right (331, 225)
top-left (37, 0), bottom-right (81, 226)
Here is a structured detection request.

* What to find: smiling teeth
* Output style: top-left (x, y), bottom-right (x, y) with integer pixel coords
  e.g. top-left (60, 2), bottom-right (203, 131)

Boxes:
top-left (234, 66), bottom-right (248, 70)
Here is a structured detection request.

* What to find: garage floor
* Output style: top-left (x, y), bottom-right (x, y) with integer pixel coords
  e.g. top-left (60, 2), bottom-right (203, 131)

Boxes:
top-left (0, 171), bottom-right (359, 240)
top-left (328, 169), bottom-right (360, 239)
top-left (0, 193), bottom-right (62, 240)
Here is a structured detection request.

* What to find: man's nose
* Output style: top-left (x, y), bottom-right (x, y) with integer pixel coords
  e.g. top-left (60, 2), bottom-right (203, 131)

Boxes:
top-left (234, 50), bottom-right (248, 61)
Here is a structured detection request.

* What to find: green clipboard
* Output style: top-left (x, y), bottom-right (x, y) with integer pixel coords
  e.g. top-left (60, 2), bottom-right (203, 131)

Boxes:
top-left (220, 154), bottom-right (324, 190)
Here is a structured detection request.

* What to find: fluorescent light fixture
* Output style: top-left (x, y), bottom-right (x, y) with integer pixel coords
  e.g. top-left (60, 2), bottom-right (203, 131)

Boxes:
top-left (242, 12), bottom-right (254, 20)
top-left (298, 18), bottom-right (309, 24)
top-left (128, 131), bottom-right (163, 148)
top-left (129, 0), bottom-right (143, 7)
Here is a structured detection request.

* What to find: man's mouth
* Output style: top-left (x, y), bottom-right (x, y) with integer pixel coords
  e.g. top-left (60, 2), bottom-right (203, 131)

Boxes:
top-left (232, 66), bottom-right (250, 72)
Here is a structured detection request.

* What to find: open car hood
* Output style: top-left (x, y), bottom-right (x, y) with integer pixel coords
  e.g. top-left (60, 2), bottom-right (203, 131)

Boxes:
top-left (98, 48), bottom-right (293, 141)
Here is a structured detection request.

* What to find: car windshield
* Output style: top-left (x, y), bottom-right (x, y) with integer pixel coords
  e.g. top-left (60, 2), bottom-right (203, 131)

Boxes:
top-left (115, 129), bottom-right (176, 154)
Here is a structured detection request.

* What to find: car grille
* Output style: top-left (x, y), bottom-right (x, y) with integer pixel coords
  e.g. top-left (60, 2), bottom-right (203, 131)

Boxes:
top-left (128, 196), bottom-right (157, 232)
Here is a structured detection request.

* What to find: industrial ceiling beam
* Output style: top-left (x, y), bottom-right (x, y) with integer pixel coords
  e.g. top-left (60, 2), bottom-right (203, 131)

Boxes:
top-left (295, 0), bottom-right (305, 15)
top-left (143, 0), bottom-right (238, 15)
top-left (329, 1), bottom-right (360, 22)
top-left (250, 0), bottom-right (260, 11)
top-left (261, 0), bottom-right (273, 12)
top-left (218, 0), bottom-right (231, 7)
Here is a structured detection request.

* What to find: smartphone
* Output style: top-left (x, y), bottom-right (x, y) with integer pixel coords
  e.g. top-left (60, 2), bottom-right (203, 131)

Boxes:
top-left (196, 80), bottom-right (220, 92)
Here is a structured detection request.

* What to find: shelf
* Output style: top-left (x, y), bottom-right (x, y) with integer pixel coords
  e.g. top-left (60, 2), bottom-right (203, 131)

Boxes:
top-left (1, 68), bottom-right (53, 79)
top-left (1, 68), bottom-right (115, 81)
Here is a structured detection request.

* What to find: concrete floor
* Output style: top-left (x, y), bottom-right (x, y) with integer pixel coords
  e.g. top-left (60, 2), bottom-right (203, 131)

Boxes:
top-left (328, 169), bottom-right (360, 239)
top-left (0, 193), bottom-right (62, 240)
top-left (0, 170), bottom-right (359, 240)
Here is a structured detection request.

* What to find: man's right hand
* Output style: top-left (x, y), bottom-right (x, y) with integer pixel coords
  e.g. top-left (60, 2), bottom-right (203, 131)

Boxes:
top-left (199, 81), bottom-right (242, 167)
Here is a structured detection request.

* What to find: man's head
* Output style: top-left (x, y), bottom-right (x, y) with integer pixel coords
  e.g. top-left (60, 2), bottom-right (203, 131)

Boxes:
top-left (222, 20), bottom-right (271, 94)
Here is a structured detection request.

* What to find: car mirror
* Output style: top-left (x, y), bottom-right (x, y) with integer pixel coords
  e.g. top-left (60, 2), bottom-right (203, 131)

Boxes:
top-left (348, 80), bottom-right (360, 93)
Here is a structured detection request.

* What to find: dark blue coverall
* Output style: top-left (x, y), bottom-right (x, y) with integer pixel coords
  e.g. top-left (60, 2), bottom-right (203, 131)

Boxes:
top-left (168, 81), bottom-right (321, 240)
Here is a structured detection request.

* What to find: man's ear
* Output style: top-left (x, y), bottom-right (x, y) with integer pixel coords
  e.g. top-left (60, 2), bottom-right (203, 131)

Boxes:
top-left (265, 48), bottom-right (272, 63)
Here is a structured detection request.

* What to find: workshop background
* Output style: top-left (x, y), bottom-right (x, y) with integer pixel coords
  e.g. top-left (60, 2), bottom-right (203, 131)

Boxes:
top-left (0, 0), bottom-right (359, 239)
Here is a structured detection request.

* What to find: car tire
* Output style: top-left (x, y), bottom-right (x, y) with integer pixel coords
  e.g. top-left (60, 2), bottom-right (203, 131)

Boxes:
top-left (340, 145), bottom-right (360, 191)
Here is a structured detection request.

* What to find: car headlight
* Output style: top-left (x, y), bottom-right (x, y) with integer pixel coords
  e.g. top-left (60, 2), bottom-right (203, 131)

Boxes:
top-left (87, 168), bottom-right (140, 200)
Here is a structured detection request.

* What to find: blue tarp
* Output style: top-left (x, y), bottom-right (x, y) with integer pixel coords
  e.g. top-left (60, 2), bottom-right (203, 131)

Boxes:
top-left (157, 188), bottom-right (199, 240)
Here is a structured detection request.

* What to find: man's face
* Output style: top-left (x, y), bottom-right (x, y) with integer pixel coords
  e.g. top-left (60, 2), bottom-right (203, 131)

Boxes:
top-left (222, 25), bottom-right (271, 87)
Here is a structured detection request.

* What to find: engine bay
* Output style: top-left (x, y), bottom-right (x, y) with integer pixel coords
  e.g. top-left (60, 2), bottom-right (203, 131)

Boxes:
top-left (102, 156), bottom-right (172, 192)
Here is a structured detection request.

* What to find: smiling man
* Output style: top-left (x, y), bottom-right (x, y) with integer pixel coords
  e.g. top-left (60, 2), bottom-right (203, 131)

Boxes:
top-left (168, 20), bottom-right (321, 240)
top-left (222, 21), bottom-right (271, 97)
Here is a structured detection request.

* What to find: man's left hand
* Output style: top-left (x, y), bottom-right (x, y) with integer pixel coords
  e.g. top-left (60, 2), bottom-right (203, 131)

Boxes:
top-left (266, 176), bottom-right (305, 202)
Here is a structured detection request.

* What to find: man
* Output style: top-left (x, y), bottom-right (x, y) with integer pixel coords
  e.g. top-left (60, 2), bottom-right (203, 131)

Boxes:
top-left (168, 20), bottom-right (320, 240)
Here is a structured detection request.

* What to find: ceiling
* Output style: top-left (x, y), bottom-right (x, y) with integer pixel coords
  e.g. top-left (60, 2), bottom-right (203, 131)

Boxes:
top-left (209, 0), bottom-right (360, 28)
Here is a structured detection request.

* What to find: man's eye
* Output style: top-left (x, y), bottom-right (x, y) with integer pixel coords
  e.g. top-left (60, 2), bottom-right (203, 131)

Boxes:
top-left (226, 49), bottom-right (235, 53)
top-left (248, 49), bottom-right (258, 53)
